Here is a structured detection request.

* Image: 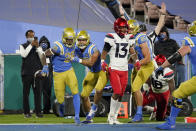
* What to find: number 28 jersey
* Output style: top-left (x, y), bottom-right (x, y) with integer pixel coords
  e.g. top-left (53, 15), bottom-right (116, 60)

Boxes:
top-left (151, 67), bottom-right (174, 93)
top-left (104, 33), bottom-right (134, 71)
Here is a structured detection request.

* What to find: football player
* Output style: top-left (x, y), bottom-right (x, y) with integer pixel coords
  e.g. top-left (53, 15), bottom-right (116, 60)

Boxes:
top-left (155, 21), bottom-right (196, 130)
top-left (143, 54), bottom-right (175, 121)
top-left (44, 27), bottom-right (80, 125)
top-left (101, 18), bottom-right (134, 125)
top-left (128, 19), bottom-right (155, 122)
top-left (71, 30), bottom-right (107, 123)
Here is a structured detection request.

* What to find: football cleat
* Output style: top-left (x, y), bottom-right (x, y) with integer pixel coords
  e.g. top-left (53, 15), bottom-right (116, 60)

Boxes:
top-left (129, 114), bottom-right (143, 123)
top-left (86, 106), bottom-right (97, 121)
top-left (156, 117), bottom-right (176, 130)
top-left (74, 116), bottom-right (81, 126)
top-left (81, 119), bottom-right (93, 124)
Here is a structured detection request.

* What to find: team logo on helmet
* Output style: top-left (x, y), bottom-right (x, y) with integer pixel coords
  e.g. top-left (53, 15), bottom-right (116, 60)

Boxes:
top-left (62, 27), bottom-right (76, 48)
top-left (188, 21), bottom-right (196, 36)
top-left (114, 18), bottom-right (128, 36)
top-left (76, 30), bottom-right (90, 49)
top-left (155, 54), bottom-right (166, 65)
top-left (127, 19), bottom-right (139, 35)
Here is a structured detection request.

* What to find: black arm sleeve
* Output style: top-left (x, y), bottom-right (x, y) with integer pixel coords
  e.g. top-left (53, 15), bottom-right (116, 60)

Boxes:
top-left (103, 42), bottom-right (112, 52)
top-left (167, 51), bottom-right (182, 64)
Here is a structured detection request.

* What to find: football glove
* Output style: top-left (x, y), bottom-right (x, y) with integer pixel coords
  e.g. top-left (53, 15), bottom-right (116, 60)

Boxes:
top-left (71, 56), bottom-right (82, 63)
top-left (101, 60), bottom-right (108, 72)
top-left (41, 65), bottom-right (49, 77)
top-left (134, 60), bottom-right (141, 70)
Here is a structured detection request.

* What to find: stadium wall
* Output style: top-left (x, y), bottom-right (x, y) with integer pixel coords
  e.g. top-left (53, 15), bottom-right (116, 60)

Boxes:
top-left (0, 20), bottom-right (196, 110)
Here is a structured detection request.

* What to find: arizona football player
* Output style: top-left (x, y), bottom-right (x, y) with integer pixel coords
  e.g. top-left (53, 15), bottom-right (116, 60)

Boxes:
top-left (101, 17), bottom-right (134, 125)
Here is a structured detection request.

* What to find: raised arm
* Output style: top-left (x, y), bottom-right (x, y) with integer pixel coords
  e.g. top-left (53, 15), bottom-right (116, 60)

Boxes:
top-left (154, 2), bottom-right (166, 35)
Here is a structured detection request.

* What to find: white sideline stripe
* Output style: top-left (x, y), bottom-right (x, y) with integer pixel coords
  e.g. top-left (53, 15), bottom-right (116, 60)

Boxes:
top-left (0, 122), bottom-right (185, 125)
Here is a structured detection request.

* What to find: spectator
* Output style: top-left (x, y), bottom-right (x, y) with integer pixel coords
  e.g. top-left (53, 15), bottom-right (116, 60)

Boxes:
top-left (39, 36), bottom-right (53, 114)
top-left (154, 26), bottom-right (185, 88)
top-left (19, 30), bottom-right (45, 118)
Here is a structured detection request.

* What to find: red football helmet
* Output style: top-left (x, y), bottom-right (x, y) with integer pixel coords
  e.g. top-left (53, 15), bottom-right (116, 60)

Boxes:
top-left (114, 18), bottom-right (128, 36)
top-left (155, 54), bottom-right (166, 65)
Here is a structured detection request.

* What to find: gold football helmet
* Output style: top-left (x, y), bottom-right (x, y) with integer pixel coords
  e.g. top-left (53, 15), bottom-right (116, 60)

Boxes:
top-left (62, 27), bottom-right (76, 47)
top-left (127, 19), bottom-right (139, 35)
top-left (188, 21), bottom-right (196, 36)
top-left (76, 30), bottom-right (90, 49)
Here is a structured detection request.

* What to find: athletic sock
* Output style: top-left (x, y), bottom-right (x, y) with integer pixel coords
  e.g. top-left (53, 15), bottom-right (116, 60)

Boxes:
top-left (136, 106), bottom-right (142, 115)
top-left (73, 94), bottom-right (80, 118)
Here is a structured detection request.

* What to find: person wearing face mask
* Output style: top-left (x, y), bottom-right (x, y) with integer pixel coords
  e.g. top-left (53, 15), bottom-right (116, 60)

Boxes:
top-left (19, 30), bottom-right (48, 118)
top-left (38, 36), bottom-right (53, 114)
top-left (154, 26), bottom-right (185, 89)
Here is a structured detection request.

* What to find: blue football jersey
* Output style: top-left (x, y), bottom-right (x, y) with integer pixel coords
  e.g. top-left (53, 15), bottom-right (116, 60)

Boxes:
top-left (75, 42), bottom-right (101, 72)
top-left (183, 36), bottom-right (196, 76)
top-left (134, 33), bottom-right (153, 60)
top-left (51, 41), bottom-right (75, 72)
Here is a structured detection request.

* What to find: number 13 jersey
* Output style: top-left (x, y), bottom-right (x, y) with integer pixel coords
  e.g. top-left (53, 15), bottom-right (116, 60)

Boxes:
top-left (104, 33), bottom-right (134, 71)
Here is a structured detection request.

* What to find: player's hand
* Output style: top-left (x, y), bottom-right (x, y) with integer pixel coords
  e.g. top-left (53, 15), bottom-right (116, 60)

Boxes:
top-left (160, 2), bottom-right (166, 15)
top-left (134, 60), bottom-right (141, 70)
top-left (101, 60), bottom-right (108, 72)
top-left (71, 56), bottom-right (82, 63)
top-left (41, 65), bottom-right (49, 77)
top-left (155, 66), bottom-right (164, 79)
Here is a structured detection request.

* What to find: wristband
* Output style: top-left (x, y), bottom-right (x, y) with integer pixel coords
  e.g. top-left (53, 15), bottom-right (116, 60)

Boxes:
top-left (46, 58), bottom-right (50, 64)
top-left (79, 59), bottom-right (82, 63)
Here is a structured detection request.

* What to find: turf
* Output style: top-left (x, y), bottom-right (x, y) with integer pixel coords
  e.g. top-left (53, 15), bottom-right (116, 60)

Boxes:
top-left (0, 112), bottom-right (195, 124)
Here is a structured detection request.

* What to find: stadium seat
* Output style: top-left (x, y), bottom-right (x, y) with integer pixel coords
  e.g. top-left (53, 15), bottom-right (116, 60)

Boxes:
top-left (130, 0), bottom-right (146, 18)
top-left (173, 16), bottom-right (189, 31)
top-left (144, 2), bottom-right (159, 24)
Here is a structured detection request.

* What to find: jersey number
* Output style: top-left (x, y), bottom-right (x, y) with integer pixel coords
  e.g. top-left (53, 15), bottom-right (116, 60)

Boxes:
top-left (115, 43), bottom-right (128, 58)
top-left (151, 77), bottom-right (163, 89)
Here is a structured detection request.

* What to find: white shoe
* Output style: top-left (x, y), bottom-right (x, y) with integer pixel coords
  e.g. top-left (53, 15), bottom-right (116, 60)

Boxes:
top-left (86, 108), bottom-right (97, 121)
top-left (107, 115), bottom-right (115, 125)
top-left (113, 119), bottom-right (122, 124)
top-left (149, 111), bottom-right (156, 120)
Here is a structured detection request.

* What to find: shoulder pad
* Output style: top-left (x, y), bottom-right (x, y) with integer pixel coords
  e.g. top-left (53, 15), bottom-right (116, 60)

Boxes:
top-left (106, 33), bottom-right (114, 39)
top-left (163, 68), bottom-right (174, 79)
top-left (184, 37), bottom-right (195, 47)
top-left (129, 34), bottom-right (134, 39)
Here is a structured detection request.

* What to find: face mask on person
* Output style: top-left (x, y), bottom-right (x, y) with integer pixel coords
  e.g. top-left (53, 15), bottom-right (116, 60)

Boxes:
top-left (27, 38), bottom-right (34, 43)
top-left (157, 34), bottom-right (166, 41)
top-left (40, 43), bottom-right (48, 51)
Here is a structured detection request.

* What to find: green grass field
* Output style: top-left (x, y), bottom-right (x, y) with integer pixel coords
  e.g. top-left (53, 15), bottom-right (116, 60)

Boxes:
top-left (0, 112), bottom-right (196, 124)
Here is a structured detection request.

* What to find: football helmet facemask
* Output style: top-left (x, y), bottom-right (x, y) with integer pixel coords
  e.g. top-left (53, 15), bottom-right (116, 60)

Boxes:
top-left (76, 30), bottom-right (90, 49)
top-left (62, 27), bottom-right (76, 48)
top-left (114, 18), bottom-right (128, 36)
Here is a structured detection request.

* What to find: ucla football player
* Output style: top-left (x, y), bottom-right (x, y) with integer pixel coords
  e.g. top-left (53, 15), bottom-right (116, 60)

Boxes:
top-left (45, 27), bottom-right (80, 125)
top-left (127, 19), bottom-right (155, 122)
top-left (71, 30), bottom-right (107, 123)
top-left (155, 21), bottom-right (196, 130)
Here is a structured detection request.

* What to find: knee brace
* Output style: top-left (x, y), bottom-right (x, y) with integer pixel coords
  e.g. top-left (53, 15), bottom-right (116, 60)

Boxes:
top-left (172, 97), bottom-right (183, 109)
